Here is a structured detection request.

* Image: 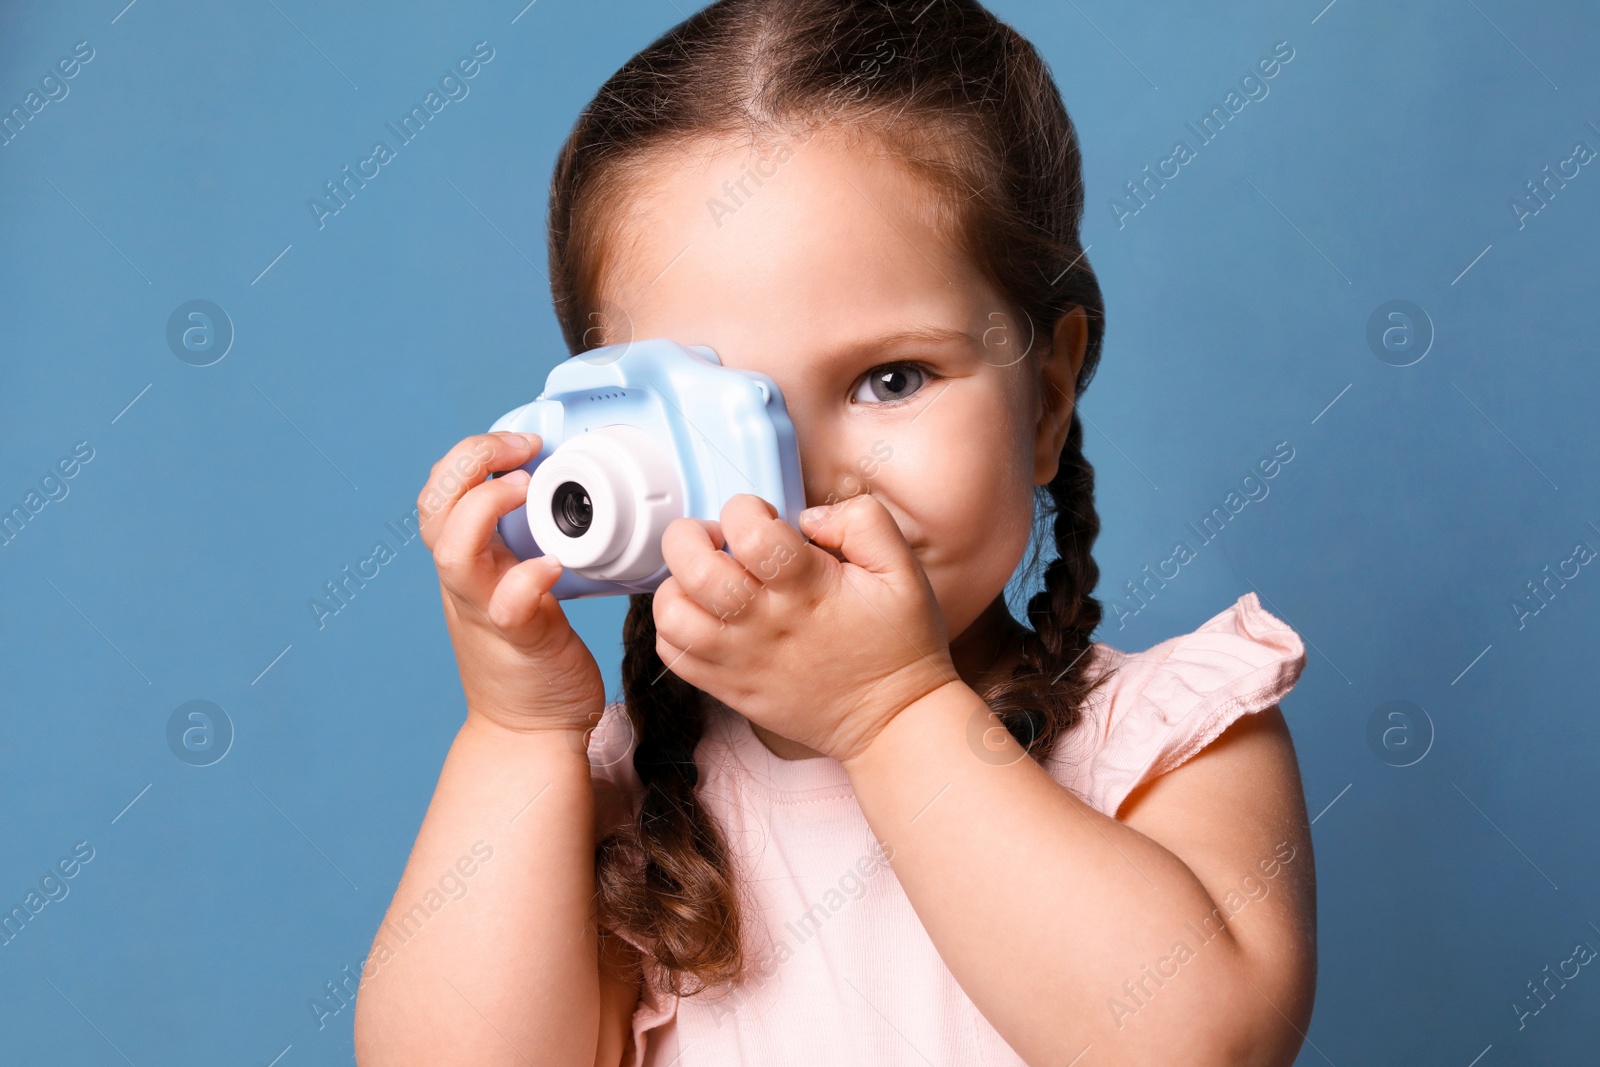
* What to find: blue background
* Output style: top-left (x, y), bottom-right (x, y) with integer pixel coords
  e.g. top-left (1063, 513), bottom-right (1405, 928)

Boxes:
top-left (2, 1), bottom-right (1597, 1063)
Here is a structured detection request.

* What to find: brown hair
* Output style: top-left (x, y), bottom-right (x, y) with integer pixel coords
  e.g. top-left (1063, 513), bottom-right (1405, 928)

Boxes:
top-left (547, 0), bottom-right (1111, 998)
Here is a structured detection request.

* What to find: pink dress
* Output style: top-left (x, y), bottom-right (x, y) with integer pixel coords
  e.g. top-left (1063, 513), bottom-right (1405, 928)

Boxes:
top-left (586, 592), bottom-right (1308, 1066)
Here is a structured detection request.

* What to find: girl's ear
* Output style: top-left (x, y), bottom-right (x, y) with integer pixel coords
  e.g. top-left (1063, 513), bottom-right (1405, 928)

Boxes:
top-left (1033, 305), bottom-right (1088, 486)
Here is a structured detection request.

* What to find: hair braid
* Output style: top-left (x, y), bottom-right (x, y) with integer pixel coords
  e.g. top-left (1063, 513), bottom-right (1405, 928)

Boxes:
top-left (592, 594), bottom-right (744, 997)
top-left (979, 408), bottom-right (1116, 759)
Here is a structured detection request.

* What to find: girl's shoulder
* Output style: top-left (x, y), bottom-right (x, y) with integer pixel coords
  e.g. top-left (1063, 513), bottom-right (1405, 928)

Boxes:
top-left (1046, 590), bottom-right (1308, 819)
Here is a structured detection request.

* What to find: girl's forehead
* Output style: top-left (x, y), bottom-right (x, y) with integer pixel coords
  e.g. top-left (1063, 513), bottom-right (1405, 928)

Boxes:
top-left (594, 129), bottom-right (1005, 346)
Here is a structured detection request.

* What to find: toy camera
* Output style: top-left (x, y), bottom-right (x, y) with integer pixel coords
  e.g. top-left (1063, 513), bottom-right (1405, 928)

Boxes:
top-left (488, 338), bottom-right (807, 600)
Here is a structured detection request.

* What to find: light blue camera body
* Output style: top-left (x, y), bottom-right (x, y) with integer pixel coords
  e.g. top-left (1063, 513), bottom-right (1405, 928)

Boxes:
top-left (488, 338), bottom-right (806, 600)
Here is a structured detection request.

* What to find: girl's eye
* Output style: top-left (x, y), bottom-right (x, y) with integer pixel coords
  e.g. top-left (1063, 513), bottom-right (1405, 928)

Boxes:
top-left (853, 363), bottom-right (930, 405)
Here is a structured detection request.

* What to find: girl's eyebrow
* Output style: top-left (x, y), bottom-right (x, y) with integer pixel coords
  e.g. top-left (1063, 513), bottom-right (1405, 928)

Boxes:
top-left (821, 325), bottom-right (978, 365)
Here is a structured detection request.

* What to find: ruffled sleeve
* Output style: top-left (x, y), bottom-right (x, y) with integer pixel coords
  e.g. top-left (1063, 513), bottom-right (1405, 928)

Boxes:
top-left (1048, 592), bottom-right (1308, 819)
top-left (585, 702), bottom-right (681, 1066)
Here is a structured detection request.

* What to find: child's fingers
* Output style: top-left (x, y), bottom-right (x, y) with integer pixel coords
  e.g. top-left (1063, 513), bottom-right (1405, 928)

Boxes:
top-left (486, 555), bottom-right (565, 635)
top-left (720, 494), bottom-right (825, 593)
top-left (431, 469), bottom-right (532, 605)
top-left (417, 431), bottom-right (540, 551)
top-left (797, 494), bottom-right (917, 579)
top-left (654, 574), bottom-right (736, 656)
top-left (652, 628), bottom-right (699, 686)
top-left (661, 517), bottom-right (758, 618)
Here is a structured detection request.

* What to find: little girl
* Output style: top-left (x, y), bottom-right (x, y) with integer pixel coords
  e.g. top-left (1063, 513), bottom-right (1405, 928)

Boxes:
top-left (355, 2), bottom-right (1316, 1065)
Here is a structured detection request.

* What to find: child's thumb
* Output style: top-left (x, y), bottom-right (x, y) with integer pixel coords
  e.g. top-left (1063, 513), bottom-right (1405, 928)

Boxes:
top-left (797, 494), bottom-right (915, 578)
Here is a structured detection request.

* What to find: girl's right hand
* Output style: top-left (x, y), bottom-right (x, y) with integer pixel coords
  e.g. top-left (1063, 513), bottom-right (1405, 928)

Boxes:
top-left (418, 431), bottom-right (607, 739)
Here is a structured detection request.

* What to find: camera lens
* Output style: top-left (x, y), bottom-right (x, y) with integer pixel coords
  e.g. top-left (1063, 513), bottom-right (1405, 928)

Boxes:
top-left (524, 424), bottom-right (683, 580)
top-left (551, 481), bottom-right (593, 538)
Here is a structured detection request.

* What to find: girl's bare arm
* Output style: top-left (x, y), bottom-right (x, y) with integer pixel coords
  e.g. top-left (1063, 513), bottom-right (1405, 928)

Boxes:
top-left (841, 685), bottom-right (1316, 1067)
top-left (353, 717), bottom-right (602, 1067)
top-left (356, 431), bottom-right (623, 1066)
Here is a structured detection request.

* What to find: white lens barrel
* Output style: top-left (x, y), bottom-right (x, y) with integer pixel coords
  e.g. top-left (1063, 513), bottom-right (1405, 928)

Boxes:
top-left (525, 424), bottom-right (682, 580)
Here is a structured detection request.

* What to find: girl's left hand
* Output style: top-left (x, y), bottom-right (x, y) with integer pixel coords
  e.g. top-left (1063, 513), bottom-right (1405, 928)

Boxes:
top-left (654, 493), bottom-right (958, 764)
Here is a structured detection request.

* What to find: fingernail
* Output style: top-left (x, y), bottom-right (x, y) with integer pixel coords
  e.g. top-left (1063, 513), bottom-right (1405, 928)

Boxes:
top-left (500, 431), bottom-right (532, 448)
top-left (800, 506), bottom-right (828, 526)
